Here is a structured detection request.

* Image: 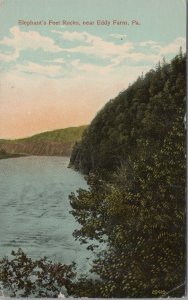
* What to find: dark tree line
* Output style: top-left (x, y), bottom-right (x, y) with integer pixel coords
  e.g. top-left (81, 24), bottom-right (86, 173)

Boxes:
top-left (70, 50), bottom-right (186, 177)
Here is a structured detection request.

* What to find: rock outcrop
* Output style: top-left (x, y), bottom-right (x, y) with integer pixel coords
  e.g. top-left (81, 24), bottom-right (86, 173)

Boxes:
top-left (0, 141), bottom-right (73, 156)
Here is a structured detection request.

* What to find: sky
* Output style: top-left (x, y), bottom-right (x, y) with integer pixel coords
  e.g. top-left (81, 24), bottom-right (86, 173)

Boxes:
top-left (0, 0), bottom-right (186, 139)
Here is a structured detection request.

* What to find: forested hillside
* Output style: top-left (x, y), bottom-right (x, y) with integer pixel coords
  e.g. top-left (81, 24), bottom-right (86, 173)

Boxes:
top-left (70, 52), bottom-right (186, 176)
top-left (69, 51), bottom-right (186, 297)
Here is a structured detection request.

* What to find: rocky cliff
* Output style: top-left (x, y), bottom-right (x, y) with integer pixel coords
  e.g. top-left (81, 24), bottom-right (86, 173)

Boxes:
top-left (0, 141), bottom-right (73, 156)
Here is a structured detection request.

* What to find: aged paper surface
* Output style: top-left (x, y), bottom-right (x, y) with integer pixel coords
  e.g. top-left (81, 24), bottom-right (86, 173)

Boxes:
top-left (0, 0), bottom-right (186, 298)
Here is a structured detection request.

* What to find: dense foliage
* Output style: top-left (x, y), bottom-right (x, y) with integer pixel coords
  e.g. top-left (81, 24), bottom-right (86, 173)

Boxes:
top-left (69, 51), bottom-right (186, 297)
top-left (0, 249), bottom-right (102, 298)
top-left (70, 52), bottom-right (186, 176)
top-left (0, 249), bottom-right (76, 297)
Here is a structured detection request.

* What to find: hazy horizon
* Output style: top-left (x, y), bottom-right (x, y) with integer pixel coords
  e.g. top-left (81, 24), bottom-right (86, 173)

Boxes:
top-left (0, 0), bottom-right (186, 139)
top-left (0, 124), bottom-right (88, 140)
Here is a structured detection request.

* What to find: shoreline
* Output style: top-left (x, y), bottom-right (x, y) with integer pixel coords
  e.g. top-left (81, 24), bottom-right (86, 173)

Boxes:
top-left (0, 153), bottom-right (28, 160)
top-left (0, 154), bottom-right (72, 160)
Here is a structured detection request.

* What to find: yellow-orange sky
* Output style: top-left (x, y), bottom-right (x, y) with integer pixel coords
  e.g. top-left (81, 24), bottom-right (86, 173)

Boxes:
top-left (0, 70), bottom-right (139, 139)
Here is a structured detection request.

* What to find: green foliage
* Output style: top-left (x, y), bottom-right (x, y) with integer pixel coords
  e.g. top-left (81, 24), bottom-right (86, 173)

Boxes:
top-left (70, 52), bottom-right (186, 176)
top-left (69, 275), bottom-right (102, 298)
top-left (93, 108), bottom-right (185, 297)
top-left (0, 249), bottom-right (76, 298)
top-left (0, 249), bottom-right (102, 298)
top-left (69, 52), bottom-right (186, 297)
top-left (70, 114), bottom-right (186, 296)
top-left (70, 173), bottom-right (110, 244)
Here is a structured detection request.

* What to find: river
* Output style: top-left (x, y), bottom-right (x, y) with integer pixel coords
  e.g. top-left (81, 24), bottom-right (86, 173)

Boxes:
top-left (0, 156), bottom-right (93, 274)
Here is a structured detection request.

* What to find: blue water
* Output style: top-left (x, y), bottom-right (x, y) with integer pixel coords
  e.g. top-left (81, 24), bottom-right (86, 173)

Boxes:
top-left (0, 156), bottom-right (92, 273)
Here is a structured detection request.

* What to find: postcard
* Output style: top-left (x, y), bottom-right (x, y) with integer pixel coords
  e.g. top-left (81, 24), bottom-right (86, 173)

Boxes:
top-left (0, 0), bottom-right (186, 298)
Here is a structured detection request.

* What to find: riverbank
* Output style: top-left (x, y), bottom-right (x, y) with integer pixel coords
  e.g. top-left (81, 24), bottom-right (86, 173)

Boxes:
top-left (0, 153), bottom-right (28, 160)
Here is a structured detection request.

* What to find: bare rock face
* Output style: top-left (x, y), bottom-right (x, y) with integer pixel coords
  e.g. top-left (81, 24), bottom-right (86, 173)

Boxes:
top-left (0, 141), bottom-right (74, 157)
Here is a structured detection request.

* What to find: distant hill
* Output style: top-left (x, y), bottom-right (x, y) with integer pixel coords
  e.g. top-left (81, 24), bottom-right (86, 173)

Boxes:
top-left (0, 125), bottom-right (87, 157)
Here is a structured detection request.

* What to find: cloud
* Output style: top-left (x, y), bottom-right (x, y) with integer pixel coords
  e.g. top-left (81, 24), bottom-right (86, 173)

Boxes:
top-left (109, 34), bottom-right (127, 40)
top-left (139, 40), bottom-right (161, 49)
top-left (0, 49), bottom-right (19, 62)
top-left (64, 42), bottom-right (159, 66)
top-left (0, 26), bottom-right (185, 78)
top-left (53, 30), bottom-right (134, 62)
top-left (0, 26), bottom-right (62, 61)
top-left (52, 30), bottom-right (89, 42)
top-left (15, 61), bottom-right (62, 77)
top-left (53, 30), bottom-right (127, 43)
top-left (71, 59), bottom-right (114, 75)
top-left (52, 58), bottom-right (65, 64)
top-left (52, 30), bottom-right (135, 62)
top-left (67, 41), bottom-right (133, 59)
top-left (52, 30), bottom-right (185, 65)
top-left (140, 37), bottom-right (186, 56)
top-left (159, 37), bottom-right (186, 55)
top-left (46, 58), bottom-right (65, 64)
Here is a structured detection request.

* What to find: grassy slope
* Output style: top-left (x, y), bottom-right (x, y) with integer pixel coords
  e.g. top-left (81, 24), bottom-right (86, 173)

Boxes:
top-left (1, 125), bottom-right (87, 144)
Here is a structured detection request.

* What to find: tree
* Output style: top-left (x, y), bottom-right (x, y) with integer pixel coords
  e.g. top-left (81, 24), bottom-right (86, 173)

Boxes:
top-left (70, 104), bottom-right (185, 297)
top-left (69, 54), bottom-right (186, 177)
top-left (0, 249), bottom-right (76, 298)
top-left (92, 104), bottom-right (185, 297)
